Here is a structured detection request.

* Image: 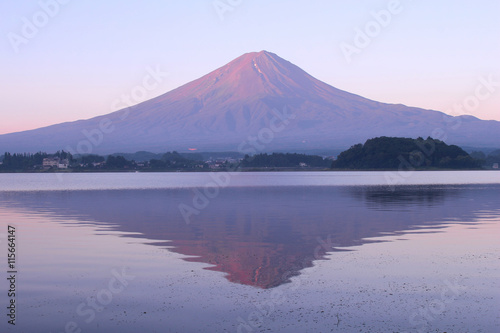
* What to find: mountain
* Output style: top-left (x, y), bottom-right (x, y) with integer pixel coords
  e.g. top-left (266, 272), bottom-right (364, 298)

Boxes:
top-left (1, 51), bottom-right (499, 154)
top-left (2, 186), bottom-right (497, 288)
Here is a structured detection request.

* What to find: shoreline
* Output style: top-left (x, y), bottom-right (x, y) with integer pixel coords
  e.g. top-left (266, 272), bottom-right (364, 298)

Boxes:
top-left (0, 167), bottom-right (491, 174)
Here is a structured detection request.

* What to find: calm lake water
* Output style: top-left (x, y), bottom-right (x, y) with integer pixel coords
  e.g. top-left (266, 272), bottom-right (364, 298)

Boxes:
top-left (0, 171), bottom-right (499, 332)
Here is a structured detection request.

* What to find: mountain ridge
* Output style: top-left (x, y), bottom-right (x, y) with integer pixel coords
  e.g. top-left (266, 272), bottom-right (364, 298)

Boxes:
top-left (1, 50), bottom-right (499, 154)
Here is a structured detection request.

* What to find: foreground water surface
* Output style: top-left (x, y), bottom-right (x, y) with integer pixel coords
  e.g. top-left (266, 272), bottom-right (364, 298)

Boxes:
top-left (0, 171), bottom-right (499, 332)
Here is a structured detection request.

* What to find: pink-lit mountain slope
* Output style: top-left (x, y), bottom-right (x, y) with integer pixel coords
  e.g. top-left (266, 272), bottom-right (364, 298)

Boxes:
top-left (1, 51), bottom-right (499, 154)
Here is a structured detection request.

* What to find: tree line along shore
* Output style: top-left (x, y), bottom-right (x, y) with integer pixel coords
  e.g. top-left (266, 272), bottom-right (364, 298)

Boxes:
top-left (0, 137), bottom-right (498, 172)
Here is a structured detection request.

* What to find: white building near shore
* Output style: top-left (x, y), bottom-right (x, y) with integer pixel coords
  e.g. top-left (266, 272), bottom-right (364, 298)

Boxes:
top-left (42, 157), bottom-right (69, 169)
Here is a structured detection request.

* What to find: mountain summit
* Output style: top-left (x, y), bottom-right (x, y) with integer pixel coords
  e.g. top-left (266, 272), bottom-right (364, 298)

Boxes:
top-left (1, 51), bottom-right (499, 154)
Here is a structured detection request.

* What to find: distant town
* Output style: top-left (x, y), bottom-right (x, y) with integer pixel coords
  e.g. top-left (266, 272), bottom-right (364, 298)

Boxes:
top-left (0, 150), bottom-right (335, 172)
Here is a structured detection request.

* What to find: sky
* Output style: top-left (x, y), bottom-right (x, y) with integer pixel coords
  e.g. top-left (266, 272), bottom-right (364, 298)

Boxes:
top-left (0, 0), bottom-right (499, 135)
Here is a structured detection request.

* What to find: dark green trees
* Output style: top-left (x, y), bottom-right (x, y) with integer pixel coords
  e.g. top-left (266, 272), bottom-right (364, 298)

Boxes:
top-left (105, 155), bottom-right (131, 169)
top-left (332, 137), bottom-right (481, 170)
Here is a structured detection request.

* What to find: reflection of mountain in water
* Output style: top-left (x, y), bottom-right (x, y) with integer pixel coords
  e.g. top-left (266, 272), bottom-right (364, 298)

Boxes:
top-left (1, 185), bottom-right (499, 288)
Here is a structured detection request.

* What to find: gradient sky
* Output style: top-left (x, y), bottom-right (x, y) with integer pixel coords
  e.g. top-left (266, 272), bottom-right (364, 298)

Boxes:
top-left (1, 0), bottom-right (499, 134)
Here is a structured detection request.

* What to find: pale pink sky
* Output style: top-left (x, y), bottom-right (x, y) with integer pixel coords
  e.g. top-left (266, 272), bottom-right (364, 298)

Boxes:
top-left (1, 1), bottom-right (498, 135)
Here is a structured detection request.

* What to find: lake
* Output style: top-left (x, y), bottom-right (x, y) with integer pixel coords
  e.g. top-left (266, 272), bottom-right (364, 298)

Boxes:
top-left (0, 171), bottom-right (499, 332)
